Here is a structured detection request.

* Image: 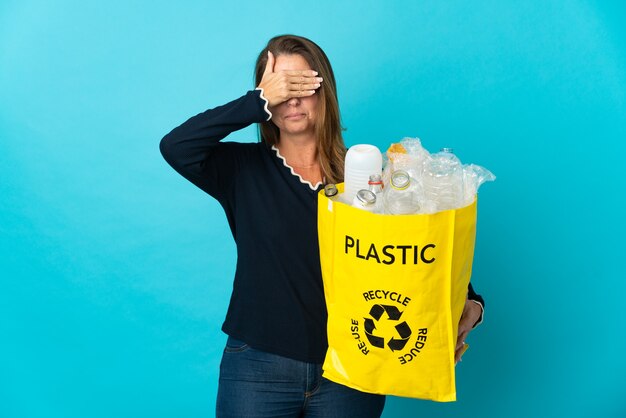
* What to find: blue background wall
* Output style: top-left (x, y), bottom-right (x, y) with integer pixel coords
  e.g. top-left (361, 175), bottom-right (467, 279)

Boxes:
top-left (2, 1), bottom-right (625, 417)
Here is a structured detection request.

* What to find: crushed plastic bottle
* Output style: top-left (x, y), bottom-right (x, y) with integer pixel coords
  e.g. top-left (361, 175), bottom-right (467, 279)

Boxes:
top-left (462, 164), bottom-right (496, 206)
top-left (383, 170), bottom-right (420, 215)
top-left (422, 148), bottom-right (465, 211)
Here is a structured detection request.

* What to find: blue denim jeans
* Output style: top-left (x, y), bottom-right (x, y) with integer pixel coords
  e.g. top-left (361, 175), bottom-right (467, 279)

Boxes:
top-left (216, 337), bottom-right (386, 418)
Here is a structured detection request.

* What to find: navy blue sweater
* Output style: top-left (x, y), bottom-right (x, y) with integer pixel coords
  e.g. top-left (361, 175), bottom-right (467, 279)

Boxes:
top-left (160, 89), bottom-right (484, 363)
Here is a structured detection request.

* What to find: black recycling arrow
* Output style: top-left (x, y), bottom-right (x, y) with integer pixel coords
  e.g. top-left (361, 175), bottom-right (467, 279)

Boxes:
top-left (387, 336), bottom-right (410, 351)
top-left (387, 321), bottom-right (412, 351)
top-left (370, 304), bottom-right (403, 320)
top-left (363, 318), bottom-right (384, 348)
top-left (380, 305), bottom-right (403, 320)
top-left (364, 318), bottom-right (376, 334)
top-left (395, 321), bottom-right (412, 339)
top-left (369, 304), bottom-right (385, 321)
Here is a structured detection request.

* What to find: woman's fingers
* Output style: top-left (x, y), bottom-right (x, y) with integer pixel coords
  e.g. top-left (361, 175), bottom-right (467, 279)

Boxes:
top-left (264, 51), bottom-right (275, 75)
top-left (293, 89), bottom-right (317, 97)
top-left (285, 69), bottom-right (319, 77)
top-left (455, 342), bottom-right (469, 364)
top-left (288, 75), bottom-right (323, 86)
top-left (287, 75), bottom-right (323, 97)
top-left (289, 82), bottom-right (322, 91)
top-left (456, 329), bottom-right (469, 351)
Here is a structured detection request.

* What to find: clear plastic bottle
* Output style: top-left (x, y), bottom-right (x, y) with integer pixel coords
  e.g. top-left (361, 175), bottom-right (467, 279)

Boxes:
top-left (368, 174), bottom-right (384, 213)
top-left (422, 148), bottom-right (465, 211)
top-left (352, 189), bottom-right (377, 213)
top-left (383, 170), bottom-right (420, 215)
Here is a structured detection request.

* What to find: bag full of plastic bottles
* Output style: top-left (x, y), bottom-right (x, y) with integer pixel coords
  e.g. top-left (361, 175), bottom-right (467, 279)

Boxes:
top-left (317, 137), bottom-right (494, 401)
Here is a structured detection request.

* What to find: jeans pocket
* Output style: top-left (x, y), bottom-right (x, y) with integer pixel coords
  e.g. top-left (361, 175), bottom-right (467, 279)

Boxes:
top-left (224, 336), bottom-right (250, 353)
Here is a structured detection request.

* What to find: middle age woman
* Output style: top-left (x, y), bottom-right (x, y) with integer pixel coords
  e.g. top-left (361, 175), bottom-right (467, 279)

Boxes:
top-left (160, 34), bottom-right (485, 418)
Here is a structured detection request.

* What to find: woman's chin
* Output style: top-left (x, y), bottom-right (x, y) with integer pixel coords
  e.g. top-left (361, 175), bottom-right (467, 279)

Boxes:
top-left (282, 125), bottom-right (315, 137)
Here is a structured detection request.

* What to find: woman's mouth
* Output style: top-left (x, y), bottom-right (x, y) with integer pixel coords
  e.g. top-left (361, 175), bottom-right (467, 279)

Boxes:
top-left (285, 113), bottom-right (306, 120)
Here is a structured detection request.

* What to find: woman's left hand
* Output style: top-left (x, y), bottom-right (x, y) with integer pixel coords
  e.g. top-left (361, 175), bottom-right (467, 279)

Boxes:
top-left (455, 298), bottom-right (483, 364)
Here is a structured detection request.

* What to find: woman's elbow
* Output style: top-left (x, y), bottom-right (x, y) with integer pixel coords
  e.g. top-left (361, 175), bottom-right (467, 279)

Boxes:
top-left (159, 132), bottom-right (176, 162)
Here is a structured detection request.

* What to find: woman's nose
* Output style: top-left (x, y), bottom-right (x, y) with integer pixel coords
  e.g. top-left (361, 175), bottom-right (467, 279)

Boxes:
top-left (287, 97), bottom-right (300, 106)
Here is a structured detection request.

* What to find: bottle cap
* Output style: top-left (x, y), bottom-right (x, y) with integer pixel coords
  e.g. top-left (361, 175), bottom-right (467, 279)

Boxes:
top-left (324, 184), bottom-right (338, 197)
top-left (390, 170), bottom-right (410, 190)
top-left (356, 189), bottom-right (377, 206)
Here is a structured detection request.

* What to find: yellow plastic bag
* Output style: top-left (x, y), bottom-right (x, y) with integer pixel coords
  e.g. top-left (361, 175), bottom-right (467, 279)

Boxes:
top-left (318, 184), bottom-right (477, 401)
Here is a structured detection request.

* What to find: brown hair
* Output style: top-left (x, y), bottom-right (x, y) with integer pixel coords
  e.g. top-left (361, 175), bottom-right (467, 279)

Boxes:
top-left (254, 35), bottom-right (346, 184)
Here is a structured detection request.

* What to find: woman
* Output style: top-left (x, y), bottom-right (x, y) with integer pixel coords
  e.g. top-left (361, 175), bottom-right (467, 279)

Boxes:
top-left (160, 34), bottom-right (484, 418)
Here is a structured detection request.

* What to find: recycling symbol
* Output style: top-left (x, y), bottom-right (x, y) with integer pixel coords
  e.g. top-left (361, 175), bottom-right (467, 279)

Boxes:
top-left (364, 304), bottom-right (412, 351)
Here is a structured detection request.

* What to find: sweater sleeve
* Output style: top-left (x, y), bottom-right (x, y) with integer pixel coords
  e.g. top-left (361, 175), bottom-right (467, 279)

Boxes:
top-left (159, 89), bottom-right (271, 200)
top-left (468, 282), bottom-right (485, 328)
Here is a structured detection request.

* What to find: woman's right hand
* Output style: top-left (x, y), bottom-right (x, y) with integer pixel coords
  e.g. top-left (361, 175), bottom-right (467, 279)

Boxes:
top-left (257, 51), bottom-right (323, 107)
